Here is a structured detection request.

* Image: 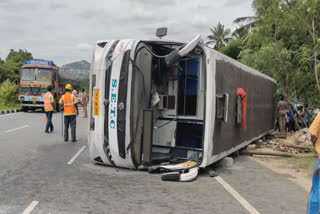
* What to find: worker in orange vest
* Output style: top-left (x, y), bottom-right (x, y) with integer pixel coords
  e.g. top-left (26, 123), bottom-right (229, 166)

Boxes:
top-left (44, 85), bottom-right (55, 133)
top-left (59, 84), bottom-right (79, 142)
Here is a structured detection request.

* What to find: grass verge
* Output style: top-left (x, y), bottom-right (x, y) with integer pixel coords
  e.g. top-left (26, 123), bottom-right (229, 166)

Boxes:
top-left (0, 103), bottom-right (21, 111)
top-left (286, 156), bottom-right (316, 178)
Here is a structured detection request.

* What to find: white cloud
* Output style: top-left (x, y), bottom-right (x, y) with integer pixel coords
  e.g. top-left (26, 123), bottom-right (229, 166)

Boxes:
top-left (0, 0), bottom-right (254, 65)
top-left (224, 0), bottom-right (249, 7)
top-left (77, 43), bottom-right (93, 50)
top-left (192, 15), bottom-right (210, 28)
top-left (48, 2), bottom-right (68, 9)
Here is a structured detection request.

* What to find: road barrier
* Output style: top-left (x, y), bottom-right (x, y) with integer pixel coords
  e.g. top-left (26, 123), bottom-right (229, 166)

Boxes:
top-left (0, 109), bottom-right (22, 115)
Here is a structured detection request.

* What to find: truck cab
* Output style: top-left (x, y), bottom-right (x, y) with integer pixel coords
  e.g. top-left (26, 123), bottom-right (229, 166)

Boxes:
top-left (19, 59), bottom-right (59, 112)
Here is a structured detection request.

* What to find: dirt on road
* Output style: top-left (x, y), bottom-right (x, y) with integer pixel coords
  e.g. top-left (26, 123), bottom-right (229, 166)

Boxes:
top-left (245, 130), bottom-right (316, 192)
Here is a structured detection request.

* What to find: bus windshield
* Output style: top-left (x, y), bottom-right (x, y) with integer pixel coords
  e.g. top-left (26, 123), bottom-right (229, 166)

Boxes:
top-left (21, 68), bottom-right (35, 81)
top-left (38, 69), bottom-right (51, 82)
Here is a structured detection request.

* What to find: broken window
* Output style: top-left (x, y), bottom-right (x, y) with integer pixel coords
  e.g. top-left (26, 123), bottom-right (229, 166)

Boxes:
top-left (178, 58), bottom-right (199, 116)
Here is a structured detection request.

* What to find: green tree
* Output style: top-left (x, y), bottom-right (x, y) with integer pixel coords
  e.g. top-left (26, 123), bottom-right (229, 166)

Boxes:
top-left (221, 40), bottom-right (243, 60)
top-left (207, 22), bottom-right (231, 51)
top-left (298, 0), bottom-right (320, 96)
top-left (233, 16), bottom-right (257, 41)
top-left (0, 49), bottom-right (32, 84)
top-left (0, 79), bottom-right (19, 106)
top-left (234, 0), bottom-right (320, 104)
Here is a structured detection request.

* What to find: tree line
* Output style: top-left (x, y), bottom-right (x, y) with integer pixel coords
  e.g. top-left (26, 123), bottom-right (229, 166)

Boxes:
top-left (1, 0), bottom-right (319, 107)
top-left (208, 0), bottom-right (320, 106)
top-left (0, 49), bottom-right (32, 106)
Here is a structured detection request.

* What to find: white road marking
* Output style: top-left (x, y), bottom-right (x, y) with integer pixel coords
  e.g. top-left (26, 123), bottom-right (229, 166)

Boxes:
top-left (5, 125), bottom-right (29, 133)
top-left (0, 112), bottom-right (22, 117)
top-left (22, 201), bottom-right (39, 214)
top-left (215, 176), bottom-right (260, 214)
top-left (67, 146), bottom-right (86, 165)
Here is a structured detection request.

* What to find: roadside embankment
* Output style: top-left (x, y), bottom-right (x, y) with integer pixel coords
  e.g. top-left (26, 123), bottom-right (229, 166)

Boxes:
top-left (0, 104), bottom-right (22, 114)
top-left (243, 130), bottom-right (315, 191)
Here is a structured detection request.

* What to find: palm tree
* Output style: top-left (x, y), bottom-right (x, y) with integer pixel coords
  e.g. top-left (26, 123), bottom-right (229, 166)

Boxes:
top-left (232, 26), bottom-right (250, 40)
top-left (207, 22), bottom-right (231, 51)
top-left (232, 0), bottom-right (260, 40)
top-left (232, 16), bottom-right (257, 40)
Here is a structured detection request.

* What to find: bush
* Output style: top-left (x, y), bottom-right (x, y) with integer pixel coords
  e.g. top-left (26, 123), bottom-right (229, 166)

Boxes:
top-left (0, 79), bottom-right (19, 106)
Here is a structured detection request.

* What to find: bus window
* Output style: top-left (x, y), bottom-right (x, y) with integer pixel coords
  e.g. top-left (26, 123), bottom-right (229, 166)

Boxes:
top-left (21, 68), bottom-right (35, 81)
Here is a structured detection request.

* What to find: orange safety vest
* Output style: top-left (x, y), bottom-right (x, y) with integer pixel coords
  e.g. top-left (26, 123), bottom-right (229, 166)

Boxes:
top-left (62, 93), bottom-right (76, 115)
top-left (44, 92), bottom-right (54, 111)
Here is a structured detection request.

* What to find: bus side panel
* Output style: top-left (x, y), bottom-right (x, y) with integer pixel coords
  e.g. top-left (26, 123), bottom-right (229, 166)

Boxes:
top-left (211, 59), bottom-right (276, 159)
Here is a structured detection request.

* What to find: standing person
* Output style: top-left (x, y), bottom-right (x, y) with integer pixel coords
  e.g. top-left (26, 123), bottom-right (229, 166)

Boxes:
top-left (297, 105), bottom-right (304, 128)
top-left (305, 104), bottom-right (312, 128)
top-left (277, 95), bottom-right (288, 134)
top-left (307, 113), bottom-right (320, 213)
top-left (72, 87), bottom-right (78, 96)
top-left (287, 104), bottom-right (297, 133)
top-left (82, 88), bottom-right (88, 118)
top-left (44, 85), bottom-right (55, 133)
top-left (59, 84), bottom-right (79, 142)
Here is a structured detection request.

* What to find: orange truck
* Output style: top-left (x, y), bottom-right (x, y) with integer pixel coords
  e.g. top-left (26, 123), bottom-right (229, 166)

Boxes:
top-left (19, 59), bottom-right (79, 112)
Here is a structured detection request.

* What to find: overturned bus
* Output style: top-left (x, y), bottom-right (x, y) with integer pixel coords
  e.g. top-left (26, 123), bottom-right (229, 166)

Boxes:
top-left (88, 36), bottom-right (277, 174)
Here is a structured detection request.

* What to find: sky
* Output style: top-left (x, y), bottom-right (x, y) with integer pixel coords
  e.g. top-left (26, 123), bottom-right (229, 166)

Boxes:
top-left (0, 0), bottom-right (254, 66)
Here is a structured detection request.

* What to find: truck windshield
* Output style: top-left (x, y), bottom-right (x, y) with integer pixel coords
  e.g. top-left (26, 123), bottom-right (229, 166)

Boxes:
top-left (38, 69), bottom-right (51, 82)
top-left (21, 68), bottom-right (35, 81)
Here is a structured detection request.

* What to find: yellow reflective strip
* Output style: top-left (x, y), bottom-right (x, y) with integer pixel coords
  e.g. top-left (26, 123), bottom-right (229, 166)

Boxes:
top-left (64, 113), bottom-right (76, 116)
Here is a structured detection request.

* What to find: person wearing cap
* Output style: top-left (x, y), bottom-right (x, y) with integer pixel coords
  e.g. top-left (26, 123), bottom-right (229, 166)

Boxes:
top-left (59, 84), bottom-right (79, 142)
top-left (43, 85), bottom-right (55, 133)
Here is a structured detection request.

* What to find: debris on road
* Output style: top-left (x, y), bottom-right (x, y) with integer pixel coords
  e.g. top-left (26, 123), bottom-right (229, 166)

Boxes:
top-left (242, 150), bottom-right (293, 157)
top-left (218, 157), bottom-right (234, 168)
top-left (208, 169), bottom-right (219, 177)
top-left (243, 130), bottom-right (316, 157)
top-left (149, 160), bottom-right (199, 182)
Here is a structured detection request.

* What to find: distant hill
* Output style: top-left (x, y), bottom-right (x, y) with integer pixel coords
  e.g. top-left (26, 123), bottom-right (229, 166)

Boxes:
top-left (60, 60), bottom-right (90, 80)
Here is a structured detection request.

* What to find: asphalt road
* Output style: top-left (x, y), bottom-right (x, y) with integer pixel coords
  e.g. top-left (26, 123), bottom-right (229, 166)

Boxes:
top-left (0, 110), bottom-right (310, 214)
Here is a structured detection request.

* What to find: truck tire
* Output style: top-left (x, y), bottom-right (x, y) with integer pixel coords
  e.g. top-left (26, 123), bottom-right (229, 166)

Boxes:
top-left (22, 107), bottom-right (28, 112)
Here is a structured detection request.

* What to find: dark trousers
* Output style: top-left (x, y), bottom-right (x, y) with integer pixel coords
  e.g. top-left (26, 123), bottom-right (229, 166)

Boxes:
top-left (307, 158), bottom-right (320, 213)
top-left (45, 111), bottom-right (54, 132)
top-left (289, 121), bottom-right (296, 132)
top-left (64, 115), bottom-right (76, 141)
